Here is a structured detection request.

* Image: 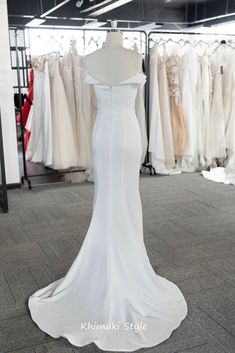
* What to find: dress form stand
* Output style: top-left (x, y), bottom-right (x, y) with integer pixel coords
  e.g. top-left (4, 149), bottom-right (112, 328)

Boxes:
top-left (27, 24), bottom-right (187, 353)
top-left (84, 31), bottom-right (143, 86)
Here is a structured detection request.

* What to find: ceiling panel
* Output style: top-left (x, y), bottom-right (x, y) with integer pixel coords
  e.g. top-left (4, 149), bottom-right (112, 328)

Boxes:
top-left (7, 0), bottom-right (235, 29)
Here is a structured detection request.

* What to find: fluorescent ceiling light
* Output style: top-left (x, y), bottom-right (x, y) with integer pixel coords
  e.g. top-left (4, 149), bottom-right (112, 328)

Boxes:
top-left (82, 21), bottom-right (107, 28)
top-left (44, 16), bottom-right (69, 20)
top-left (9, 15), bottom-right (34, 18)
top-left (41, 0), bottom-right (72, 18)
top-left (135, 22), bottom-right (163, 30)
top-left (25, 18), bottom-right (46, 27)
top-left (44, 16), bottom-right (91, 21)
top-left (192, 11), bottom-right (235, 25)
top-left (107, 19), bottom-right (142, 23)
top-left (69, 17), bottom-right (87, 20)
top-left (81, 0), bottom-right (113, 13)
top-left (39, 25), bottom-right (89, 29)
top-left (90, 0), bottom-right (134, 17)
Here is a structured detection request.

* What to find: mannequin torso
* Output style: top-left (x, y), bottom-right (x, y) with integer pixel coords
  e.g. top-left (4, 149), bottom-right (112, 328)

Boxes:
top-left (84, 31), bottom-right (143, 86)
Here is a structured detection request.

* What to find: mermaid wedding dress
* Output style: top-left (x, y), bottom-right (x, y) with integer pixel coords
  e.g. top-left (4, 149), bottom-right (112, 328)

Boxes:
top-left (28, 70), bottom-right (187, 351)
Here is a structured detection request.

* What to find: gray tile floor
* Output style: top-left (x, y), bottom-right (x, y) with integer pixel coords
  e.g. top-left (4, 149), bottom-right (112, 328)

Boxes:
top-left (0, 173), bottom-right (234, 353)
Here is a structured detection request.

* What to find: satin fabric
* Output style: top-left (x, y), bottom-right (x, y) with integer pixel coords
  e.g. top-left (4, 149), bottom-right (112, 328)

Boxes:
top-left (28, 71), bottom-right (187, 351)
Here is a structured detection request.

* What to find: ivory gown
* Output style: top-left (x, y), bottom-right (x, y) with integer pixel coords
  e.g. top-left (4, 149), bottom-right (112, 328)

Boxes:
top-left (48, 56), bottom-right (79, 170)
top-left (28, 70), bottom-right (187, 351)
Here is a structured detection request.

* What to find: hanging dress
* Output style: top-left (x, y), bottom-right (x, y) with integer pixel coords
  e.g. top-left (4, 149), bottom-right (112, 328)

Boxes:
top-left (158, 55), bottom-right (175, 170)
top-left (61, 52), bottom-right (77, 139)
top-left (16, 68), bottom-right (34, 151)
top-left (48, 56), bottom-right (79, 170)
top-left (43, 60), bottom-right (53, 167)
top-left (26, 61), bottom-right (45, 163)
top-left (209, 51), bottom-right (226, 160)
top-left (200, 54), bottom-right (213, 166)
top-left (179, 48), bottom-right (198, 170)
top-left (72, 49), bottom-right (91, 168)
top-left (165, 54), bottom-right (188, 160)
top-left (149, 46), bottom-right (166, 173)
top-left (224, 52), bottom-right (235, 154)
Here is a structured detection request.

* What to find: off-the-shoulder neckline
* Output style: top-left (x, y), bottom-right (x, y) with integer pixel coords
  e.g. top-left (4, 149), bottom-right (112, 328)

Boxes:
top-left (84, 70), bottom-right (146, 86)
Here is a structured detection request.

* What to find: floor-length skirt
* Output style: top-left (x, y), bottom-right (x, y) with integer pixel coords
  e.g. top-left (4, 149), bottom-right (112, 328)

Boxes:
top-left (49, 58), bottom-right (79, 170)
top-left (28, 106), bottom-right (187, 351)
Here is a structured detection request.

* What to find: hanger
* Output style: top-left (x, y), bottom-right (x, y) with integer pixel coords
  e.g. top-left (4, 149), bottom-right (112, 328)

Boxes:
top-left (165, 37), bottom-right (180, 45)
top-left (180, 39), bottom-right (193, 49)
top-left (124, 36), bottom-right (145, 48)
top-left (193, 39), bottom-right (209, 48)
top-left (70, 38), bottom-right (77, 50)
top-left (211, 38), bottom-right (226, 53)
top-left (49, 35), bottom-right (64, 52)
top-left (133, 36), bottom-right (146, 44)
top-left (84, 36), bottom-right (99, 51)
top-left (227, 39), bottom-right (235, 49)
top-left (149, 37), bottom-right (158, 49)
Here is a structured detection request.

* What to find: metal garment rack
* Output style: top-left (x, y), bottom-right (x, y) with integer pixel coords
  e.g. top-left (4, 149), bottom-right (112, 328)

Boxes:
top-left (145, 29), bottom-right (235, 175)
top-left (13, 28), bottom-right (29, 187)
top-left (0, 109), bottom-right (8, 213)
top-left (12, 27), bottom-right (86, 190)
top-left (11, 26), bottom-right (149, 189)
top-left (148, 29), bottom-right (235, 46)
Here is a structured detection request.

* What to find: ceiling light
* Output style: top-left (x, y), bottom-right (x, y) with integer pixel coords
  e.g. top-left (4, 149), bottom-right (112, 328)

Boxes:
top-left (81, 0), bottom-right (113, 13)
top-left (25, 18), bottom-right (46, 27)
top-left (18, 15), bottom-right (35, 18)
top-left (40, 0), bottom-right (72, 18)
top-left (135, 22), bottom-right (163, 31)
top-left (69, 17), bottom-right (89, 21)
top-left (82, 20), bottom-right (107, 28)
top-left (193, 11), bottom-right (235, 25)
top-left (90, 0), bottom-right (134, 17)
top-left (39, 25), bottom-right (84, 29)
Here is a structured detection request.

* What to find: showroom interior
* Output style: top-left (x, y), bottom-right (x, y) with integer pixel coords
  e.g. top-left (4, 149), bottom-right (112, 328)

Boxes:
top-left (0, 0), bottom-right (235, 352)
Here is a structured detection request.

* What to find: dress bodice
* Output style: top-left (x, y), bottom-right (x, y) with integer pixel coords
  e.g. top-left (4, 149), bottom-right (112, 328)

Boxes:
top-left (84, 71), bottom-right (146, 114)
top-left (165, 54), bottom-right (181, 105)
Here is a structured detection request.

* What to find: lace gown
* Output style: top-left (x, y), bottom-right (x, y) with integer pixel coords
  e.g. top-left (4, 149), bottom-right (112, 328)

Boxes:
top-left (149, 47), bottom-right (175, 174)
top-left (28, 71), bottom-right (187, 351)
top-left (166, 55), bottom-right (188, 160)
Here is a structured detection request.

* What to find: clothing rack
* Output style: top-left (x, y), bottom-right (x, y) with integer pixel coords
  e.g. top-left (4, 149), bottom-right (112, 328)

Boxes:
top-left (10, 26), bottom-right (149, 189)
top-left (145, 29), bottom-right (235, 175)
top-left (13, 27), bottom-right (233, 188)
top-left (12, 28), bottom-right (88, 189)
top-left (14, 28), bottom-right (28, 187)
top-left (0, 109), bottom-right (8, 213)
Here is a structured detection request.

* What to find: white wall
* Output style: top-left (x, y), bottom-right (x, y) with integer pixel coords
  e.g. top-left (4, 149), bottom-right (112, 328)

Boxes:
top-left (0, 0), bottom-right (20, 185)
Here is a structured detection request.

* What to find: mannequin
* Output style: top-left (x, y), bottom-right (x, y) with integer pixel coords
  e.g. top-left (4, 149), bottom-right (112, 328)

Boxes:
top-left (28, 26), bottom-right (187, 352)
top-left (84, 31), bottom-right (142, 86)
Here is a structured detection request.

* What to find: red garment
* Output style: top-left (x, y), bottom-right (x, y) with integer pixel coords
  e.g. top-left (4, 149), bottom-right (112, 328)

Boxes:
top-left (17, 69), bottom-right (34, 150)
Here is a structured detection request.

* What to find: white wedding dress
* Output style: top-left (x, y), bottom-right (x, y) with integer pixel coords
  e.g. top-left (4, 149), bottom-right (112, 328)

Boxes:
top-left (28, 70), bottom-right (187, 351)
